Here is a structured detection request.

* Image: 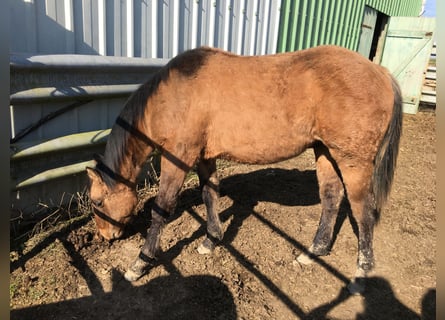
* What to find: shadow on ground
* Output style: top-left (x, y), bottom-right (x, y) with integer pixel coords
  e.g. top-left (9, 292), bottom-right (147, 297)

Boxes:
top-left (11, 271), bottom-right (237, 320)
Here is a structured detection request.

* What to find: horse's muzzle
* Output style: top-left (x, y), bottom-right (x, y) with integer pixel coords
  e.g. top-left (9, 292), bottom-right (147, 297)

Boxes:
top-left (96, 226), bottom-right (124, 241)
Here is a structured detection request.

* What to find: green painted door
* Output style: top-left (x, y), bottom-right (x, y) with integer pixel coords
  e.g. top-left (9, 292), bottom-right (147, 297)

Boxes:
top-left (379, 17), bottom-right (435, 114)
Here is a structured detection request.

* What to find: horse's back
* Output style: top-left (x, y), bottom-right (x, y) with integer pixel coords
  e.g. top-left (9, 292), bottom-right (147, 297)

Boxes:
top-left (148, 46), bottom-right (395, 164)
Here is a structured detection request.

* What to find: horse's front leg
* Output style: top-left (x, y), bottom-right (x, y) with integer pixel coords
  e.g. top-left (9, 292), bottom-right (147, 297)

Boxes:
top-left (124, 155), bottom-right (189, 282)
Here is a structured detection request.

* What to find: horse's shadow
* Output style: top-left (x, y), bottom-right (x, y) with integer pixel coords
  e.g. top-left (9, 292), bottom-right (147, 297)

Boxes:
top-left (216, 167), bottom-right (326, 247)
top-left (129, 167), bottom-right (352, 257)
top-left (130, 167), bottom-right (323, 235)
top-left (220, 167), bottom-right (320, 207)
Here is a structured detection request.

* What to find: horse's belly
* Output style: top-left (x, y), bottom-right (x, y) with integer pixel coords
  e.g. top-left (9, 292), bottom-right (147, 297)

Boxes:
top-left (206, 132), bottom-right (311, 164)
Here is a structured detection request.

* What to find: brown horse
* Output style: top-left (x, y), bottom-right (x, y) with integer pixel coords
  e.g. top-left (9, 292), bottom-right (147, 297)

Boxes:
top-left (86, 45), bottom-right (402, 294)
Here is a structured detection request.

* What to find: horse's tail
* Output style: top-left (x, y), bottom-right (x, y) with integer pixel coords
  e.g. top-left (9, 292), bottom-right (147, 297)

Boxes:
top-left (372, 75), bottom-right (403, 220)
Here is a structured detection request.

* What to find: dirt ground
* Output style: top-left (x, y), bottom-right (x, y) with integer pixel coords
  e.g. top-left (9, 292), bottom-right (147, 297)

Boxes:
top-left (10, 110), bottom-right (436, 320)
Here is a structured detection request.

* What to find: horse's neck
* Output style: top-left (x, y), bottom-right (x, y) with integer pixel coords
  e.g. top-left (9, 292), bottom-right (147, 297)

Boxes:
top-left (117, 139), bottom-right (151, 184)
top-left (106, 93), bottom-right (156, 185)
top-left (103, 131), bottom-right (153, 187)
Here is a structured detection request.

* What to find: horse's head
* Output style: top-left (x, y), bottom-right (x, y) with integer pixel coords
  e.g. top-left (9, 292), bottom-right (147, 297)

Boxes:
top-left (86, 167), bottom-right (137, 240)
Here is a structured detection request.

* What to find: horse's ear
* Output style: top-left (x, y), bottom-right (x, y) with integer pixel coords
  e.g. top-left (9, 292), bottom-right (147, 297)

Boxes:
top-left (86, 167), bottom-right (102, 183)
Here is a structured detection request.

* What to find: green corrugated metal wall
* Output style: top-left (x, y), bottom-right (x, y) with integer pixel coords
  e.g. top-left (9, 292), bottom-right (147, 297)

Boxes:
top-left (277, 0), bottom-right (422, 53)
top-left (366, 0), bottom-right (422, 16)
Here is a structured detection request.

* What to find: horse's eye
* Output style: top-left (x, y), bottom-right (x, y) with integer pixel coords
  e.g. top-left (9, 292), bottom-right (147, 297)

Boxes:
top-left (94, 200), bottom-right (104, 208)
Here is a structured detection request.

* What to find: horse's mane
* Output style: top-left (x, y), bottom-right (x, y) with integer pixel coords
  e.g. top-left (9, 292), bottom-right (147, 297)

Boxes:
top-left (97, 47), bottom-right (216, 187)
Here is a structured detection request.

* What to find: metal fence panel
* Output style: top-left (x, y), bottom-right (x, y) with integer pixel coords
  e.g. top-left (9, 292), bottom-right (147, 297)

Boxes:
top-left (10, 0), bottom-right (282, 58)
top-left (9, 53), bottom-right (167, 214)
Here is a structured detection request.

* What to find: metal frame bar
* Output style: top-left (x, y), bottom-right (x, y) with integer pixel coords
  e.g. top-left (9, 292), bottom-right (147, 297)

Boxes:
top-left (10, 54), bottom-right (168, 192)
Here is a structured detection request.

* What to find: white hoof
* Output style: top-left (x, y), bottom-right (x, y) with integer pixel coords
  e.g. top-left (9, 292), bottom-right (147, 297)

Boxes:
top-left (347, 269), bottom-right (367, 295)
top-left (197, 243), bottom-right (213, 255)
top-left (347, 279), bottom-right (365, 295)
top-left (124, 256), bottom-right (151, 282)
top-left (124, 268), bottom-right (143, 282)
top-left (197, 238), bottom-right (216, 255)
top-left (296, 252), bottom-right (314, 265)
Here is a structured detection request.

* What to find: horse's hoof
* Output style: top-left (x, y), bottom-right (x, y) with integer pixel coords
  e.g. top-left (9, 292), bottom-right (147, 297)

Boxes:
top-left (197, 238), bottom-right (215, 255)
top-left (124, 268), bottom-right (144, 282)
top-left (347, 278), bottom-right (366, 295)
top-left (347, 269), bottom-right (366, 295)
top-left (123, 256), bottom-right (151, 282)
top-left (296, 252), bottom-right (314, 265)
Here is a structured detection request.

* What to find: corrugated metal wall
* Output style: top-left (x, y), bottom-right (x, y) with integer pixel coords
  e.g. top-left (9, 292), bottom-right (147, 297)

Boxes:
top-left (366, 0), bottom-right (422, 16)
top-left (277, 0), bottom-right (422, 52)
top-left (10, 54), bottom-right (165, 213)
top-left (10, 0), bottom-right (283, 58)
top-left (9, 0), bottom-right (423, 59)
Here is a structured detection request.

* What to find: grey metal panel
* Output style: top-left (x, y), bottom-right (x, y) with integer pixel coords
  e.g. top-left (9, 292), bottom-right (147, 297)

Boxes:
top-left (10, 53), bottom-right (167, 214)
top-left (10, 99), bottom-right (121, 143)
top-left (230, 0), bottom-right (243, 54)
top-left (267, 0), bottom-right (282, 54)
top-left (256, 0), bottom-right (269, 54)
top-left (178, 0), bottom-right (192, 54)
top-left (73, 0), bottom-right (100, 54)
top-left (10, 52), bottom-right (167, 147)
top-left (244, 0), bottom-right (256, 55)
top-left (198, 0), bottom-right (209, 50)
top-left (10, 0), bottom-right (282, 58)
top-left (9, 0), bottom-right (37, 53)
top-left (106, 0), bottom-right (118, 56)
top-left (133, 0), bottom-right (144, 57)
top-left (161, 0), bottom-right (174, 57)
top-left (214, 0), bottom-right (229, 51)
top-left (84, 0), bottom-right (100, 54)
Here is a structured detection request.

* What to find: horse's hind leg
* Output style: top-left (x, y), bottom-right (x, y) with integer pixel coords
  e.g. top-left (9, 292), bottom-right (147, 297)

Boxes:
top-left (338, 164), bottom-right (376, 294)
top-left (124, 154), bottom-right (190, 282)
top-left (297, 144), bottom-right (344, 264)
top-left (196, 158), bottom-right (223, 254)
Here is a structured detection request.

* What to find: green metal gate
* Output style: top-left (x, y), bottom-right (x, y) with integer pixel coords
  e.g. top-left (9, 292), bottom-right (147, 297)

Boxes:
top-left (379, 17), bottom-right (436, 114)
